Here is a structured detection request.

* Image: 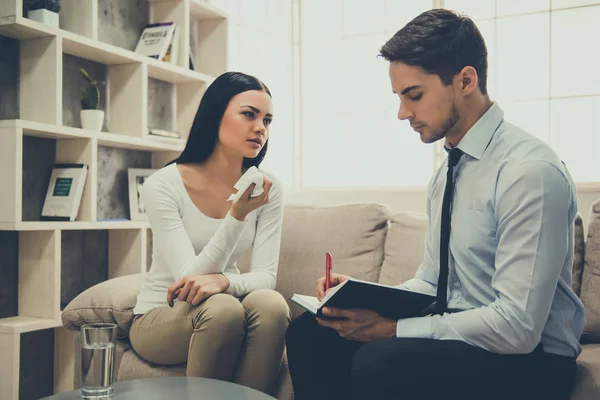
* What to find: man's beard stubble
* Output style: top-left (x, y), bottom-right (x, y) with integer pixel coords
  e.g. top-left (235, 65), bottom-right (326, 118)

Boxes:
top-left (426, 104), bottom-right (460, 144)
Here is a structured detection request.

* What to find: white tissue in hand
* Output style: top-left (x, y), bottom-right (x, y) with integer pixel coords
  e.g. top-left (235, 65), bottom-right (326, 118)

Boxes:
top-left (227, 166), bottom-right (264, 202)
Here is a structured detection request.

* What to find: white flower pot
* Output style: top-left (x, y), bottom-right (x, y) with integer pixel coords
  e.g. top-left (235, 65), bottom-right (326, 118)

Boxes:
top-left (80, 110), bottom-right (104, 131)
top-left (28, 9), bottom-right (59, 28)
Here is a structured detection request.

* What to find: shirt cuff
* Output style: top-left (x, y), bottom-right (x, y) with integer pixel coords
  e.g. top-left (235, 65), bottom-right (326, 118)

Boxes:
top-left (225, 212), bottom-right (249, 226)
top-left (222, 272), bottom-right (242, 297)
top-left (396, 316), bottom-right (433, 339)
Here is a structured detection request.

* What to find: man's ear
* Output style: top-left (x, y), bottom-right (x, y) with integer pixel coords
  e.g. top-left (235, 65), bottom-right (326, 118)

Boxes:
top-left (458, 66), bottom-right (478, 95)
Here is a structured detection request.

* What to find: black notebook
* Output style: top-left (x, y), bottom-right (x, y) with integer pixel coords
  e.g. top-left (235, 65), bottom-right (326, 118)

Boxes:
top-left (290, 278), bottom-right (436, 320)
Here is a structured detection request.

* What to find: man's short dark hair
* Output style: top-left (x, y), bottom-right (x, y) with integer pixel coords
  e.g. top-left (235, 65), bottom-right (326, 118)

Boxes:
top-left (379, 9), bottom-right (488, 95)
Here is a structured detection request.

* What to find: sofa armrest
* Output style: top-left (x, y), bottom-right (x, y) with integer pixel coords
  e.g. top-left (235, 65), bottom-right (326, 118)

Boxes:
top-left (61, 273), bottom-right (145, 338)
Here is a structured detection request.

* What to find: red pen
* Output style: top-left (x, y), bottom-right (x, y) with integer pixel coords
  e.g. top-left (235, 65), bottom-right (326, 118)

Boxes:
top-left (325, 252), bottom-right (332, 291)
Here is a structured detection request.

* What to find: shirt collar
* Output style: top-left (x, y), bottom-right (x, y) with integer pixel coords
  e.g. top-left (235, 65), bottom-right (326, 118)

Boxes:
top-left (444, 102), bottom-right (504, 160)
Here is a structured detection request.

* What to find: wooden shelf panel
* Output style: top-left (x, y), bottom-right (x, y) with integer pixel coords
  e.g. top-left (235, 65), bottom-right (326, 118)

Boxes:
top-left (190, 0), bottom-right (228, 20)
top-left (0, 221), bottom-right (150, 231)
top-left (0, 16), bottom-right (58, 40)
top-left (146, 56), bottom-right (214, 84)
top-left (0, 317), bottom-right (62, 334)
top-left (0, 17), bottom-right (215, 84)
top-left (0, 120), bottom-right (94, 140)
top-left (62, 30), bottom-right (139, 65)
top-left (98, 132), bottom-right (185, 152)
top-left (0, 120), bottom-right (185, 152)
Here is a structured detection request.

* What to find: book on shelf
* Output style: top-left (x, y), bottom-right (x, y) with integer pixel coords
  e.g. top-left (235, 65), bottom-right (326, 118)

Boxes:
top-left (290, 278), bottom-right (436, 320)
top-left (41, 164), bottom-right (88, 222)
top-left (134, 22), bottom-right (176, 61)
top-left (162, 24), bottom-right (180, 65)
top-left (148, 127), bottom-right (181, 139)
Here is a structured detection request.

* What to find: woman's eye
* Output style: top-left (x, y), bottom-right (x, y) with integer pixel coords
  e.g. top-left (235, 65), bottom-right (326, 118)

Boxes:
top-left (243, 111), bottom-right (255, 118)
top-left (264, 118), bottom-right (272, 126)
top-left (410, 93), bottom-right (423, 101)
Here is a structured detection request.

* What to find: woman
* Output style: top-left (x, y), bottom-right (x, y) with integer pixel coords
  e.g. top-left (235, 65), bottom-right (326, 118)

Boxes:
top-left (130, 71), bottom-right (290, 395)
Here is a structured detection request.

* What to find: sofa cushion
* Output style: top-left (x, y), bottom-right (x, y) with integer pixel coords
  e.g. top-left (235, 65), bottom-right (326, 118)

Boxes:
top-left (581, 200), bottom-right (600, 342)
top-left (245, 203), bottom-right (390, 318)
top-left (570, 344), bottom-right (600, 400)
top-left (61, 273), bottom-right (145, 338)
top-left (118, 349), bottom-right (186, 382)
top-left (572, 214), bottom-right (586, 297)
top-left (378, 212), bottom-right (428, 286)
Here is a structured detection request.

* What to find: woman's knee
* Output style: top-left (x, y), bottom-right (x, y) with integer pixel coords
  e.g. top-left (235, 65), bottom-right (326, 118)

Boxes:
top-left (242, 289), bottom-right (291, 325)
top-left (191, 293), bottom-right (245, 331)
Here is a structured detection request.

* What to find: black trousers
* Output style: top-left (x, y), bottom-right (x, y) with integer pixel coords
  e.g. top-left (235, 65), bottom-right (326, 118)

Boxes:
top-left (285, 312), bottom-right (577, 400)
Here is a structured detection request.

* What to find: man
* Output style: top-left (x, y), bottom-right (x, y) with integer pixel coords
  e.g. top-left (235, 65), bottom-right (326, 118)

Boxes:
top-left (285, 9), bottom-right (584, 400)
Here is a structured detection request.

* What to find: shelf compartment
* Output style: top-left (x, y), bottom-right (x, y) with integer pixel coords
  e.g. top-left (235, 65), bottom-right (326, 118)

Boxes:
top-left (19, 230), bottom-right (62, 320)
top-left (0, 332), bottom-right (19, 399)
top-left (62, 54), bottom-right (108, 132)
top-left (108, 63), bottom-right (146, 138)
top-left (190, 12), bottom-right (228, 78)
top-left (20, 329), bottom-right (55, 399)
top-left (20, 35), bottom-right (62, 125)
top-left (21, 135), bottom-right (96, 223)
top-left (0, 231), bottom-right (18, 319)
top-left (149, 0), bottom-right (190, 69)
top-left (60, 0), bottom-right (98, 40)
top-left (61, 230), bottom-right (108, 309)
top-left (0, 127), bottom-right (22, 223)
top-left (190, 0), bottom-right (228, 21)
top-left (109, 229), bottom-right (147, 278)
top-left (97, 146), bottom-right (152, 221)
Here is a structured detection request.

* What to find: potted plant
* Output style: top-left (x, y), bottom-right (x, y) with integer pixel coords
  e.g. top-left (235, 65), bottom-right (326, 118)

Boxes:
top-left (79, 68), bottom-right (104, 131)
top-left (25, 0), bottom-right (61, 28)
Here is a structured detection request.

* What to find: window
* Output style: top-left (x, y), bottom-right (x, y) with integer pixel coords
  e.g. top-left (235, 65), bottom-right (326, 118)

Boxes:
top-left (444, 0), bottom-right (600, 182)
top-left (299, 0), bottom-right (435, 188)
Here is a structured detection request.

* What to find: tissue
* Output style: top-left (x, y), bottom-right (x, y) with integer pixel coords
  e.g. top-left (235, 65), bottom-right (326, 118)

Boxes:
top-left (227, 166), bottom-right (264, 202)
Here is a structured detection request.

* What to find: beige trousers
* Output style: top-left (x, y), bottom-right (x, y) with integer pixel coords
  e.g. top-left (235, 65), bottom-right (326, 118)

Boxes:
top-left (129, 289), bottom-right (291, 395)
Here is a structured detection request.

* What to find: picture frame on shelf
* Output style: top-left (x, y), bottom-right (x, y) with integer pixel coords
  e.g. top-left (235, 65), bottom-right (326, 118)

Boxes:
top-left (128, 168), bottom-right (157, 220)
top-left (41, 164), bottom-right (88, 221)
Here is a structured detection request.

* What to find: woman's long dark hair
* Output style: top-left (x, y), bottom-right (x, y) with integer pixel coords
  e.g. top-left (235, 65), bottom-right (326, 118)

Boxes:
top-left (171, 71), bottom-right (271, 168)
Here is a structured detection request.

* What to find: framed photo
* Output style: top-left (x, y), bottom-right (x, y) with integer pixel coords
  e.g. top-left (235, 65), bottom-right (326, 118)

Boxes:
top-left (128, 168), bottom-right (157, 220)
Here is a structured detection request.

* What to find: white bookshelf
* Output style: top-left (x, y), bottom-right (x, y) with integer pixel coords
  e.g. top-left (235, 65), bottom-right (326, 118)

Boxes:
top-left (0, 1), bottom-right (228, 398)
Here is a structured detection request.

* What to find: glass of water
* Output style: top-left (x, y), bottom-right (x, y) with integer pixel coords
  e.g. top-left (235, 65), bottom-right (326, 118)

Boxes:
top-left (81, 323), bottom-right (117, 399)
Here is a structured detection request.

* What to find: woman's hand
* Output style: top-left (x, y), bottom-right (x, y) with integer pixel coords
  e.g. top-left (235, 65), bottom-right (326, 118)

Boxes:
top-left (230, 176), bottom-right (273, 221)
top-left (316, 273), bottom-right (351, 301)
top-left (167, 274), bottom-right (230, 307)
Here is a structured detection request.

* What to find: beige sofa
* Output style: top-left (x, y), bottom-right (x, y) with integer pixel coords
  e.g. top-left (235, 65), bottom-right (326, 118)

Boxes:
top-left (62, 201), bottom-right (600, 399)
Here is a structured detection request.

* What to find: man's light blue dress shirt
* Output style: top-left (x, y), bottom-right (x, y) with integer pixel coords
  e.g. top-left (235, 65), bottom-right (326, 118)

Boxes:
top-left (398, 103), bottom-right (585, 358)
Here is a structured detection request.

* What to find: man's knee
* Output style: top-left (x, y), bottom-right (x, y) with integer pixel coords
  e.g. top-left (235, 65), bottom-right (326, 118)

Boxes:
top-left (351, 341), bottom-right (389, 389)
top-left (351, 339), bottom-right (424, 399)
top-left (286, 312), bottom-right (317, 348)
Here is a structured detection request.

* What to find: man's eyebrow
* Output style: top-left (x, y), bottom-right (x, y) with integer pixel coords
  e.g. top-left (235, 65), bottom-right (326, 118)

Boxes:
top-left (400, 85), bottom-right (422, 95)
top-left (241, 105), bottom-right (273, 118)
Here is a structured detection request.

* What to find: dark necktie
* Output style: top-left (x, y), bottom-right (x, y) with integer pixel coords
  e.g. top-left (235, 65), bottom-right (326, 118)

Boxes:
top-left (435, 148), bottom-right (464, 315)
